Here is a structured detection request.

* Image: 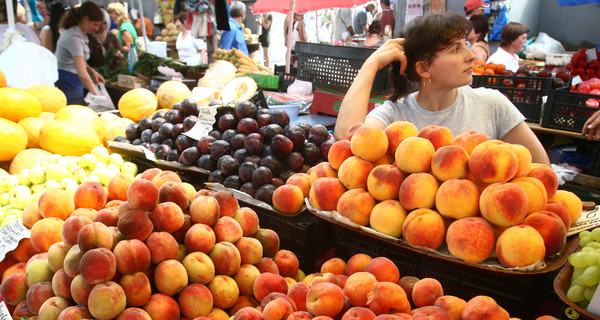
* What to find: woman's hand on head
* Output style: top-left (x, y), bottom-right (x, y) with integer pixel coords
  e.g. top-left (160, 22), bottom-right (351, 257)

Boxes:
top-left (365, 38), bottom-right (407, 73)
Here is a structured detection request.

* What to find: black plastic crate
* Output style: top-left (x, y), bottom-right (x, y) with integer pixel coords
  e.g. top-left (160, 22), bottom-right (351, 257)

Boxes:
top-left (542, 88), bottom-right (599, 133)
top-left (332, 223), bottom-right (576, 319)
top-left (254, 208), bottom-right (335, 268)
top-left (295, 42), bottom-right (391, 94)
top-left (471, 74), bottom-right (553, 122)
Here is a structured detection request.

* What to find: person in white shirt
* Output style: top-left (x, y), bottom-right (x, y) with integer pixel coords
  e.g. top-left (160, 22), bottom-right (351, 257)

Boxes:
top-left (486, 22), bottom-right (529, 72)
top-left (174, 12), bottom-right (207, 66)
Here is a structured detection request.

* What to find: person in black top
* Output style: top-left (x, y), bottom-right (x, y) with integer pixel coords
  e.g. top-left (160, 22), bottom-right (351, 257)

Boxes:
top-left (256, 13), bottom-right (272, 68)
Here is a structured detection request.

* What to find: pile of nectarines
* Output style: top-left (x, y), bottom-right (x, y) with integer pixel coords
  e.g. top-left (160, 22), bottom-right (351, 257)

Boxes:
top-left (306, 121), bottom-right (583, 268)
top-left (1, 167), bottom-right (311, 319)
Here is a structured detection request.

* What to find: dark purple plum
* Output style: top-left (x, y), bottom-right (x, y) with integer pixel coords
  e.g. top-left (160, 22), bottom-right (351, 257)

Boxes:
top-left (197, 154), bottom-right (217, 171)
top-left (245, 155), bottom-right (262, 165)
top-left (244, 133), bottom-right (264, 155)
top-left (151, 117), bottom-right (167, 132)
top-left (301, 141), bottom-right (320, 165)
top-left (208, 170), bottom-right (225, 184)
top-left (138, 117), bottom-right (153, 131)
top-left (234, 100), bottom-right (258, 119)
top-left (254, 184), bottom-right (275, 205)
top-left (125, 123), bottom-right (140, 141)
top-left (165, 109), bottom-right (184, 124)
top-left (258, 108), bottom-right (271, 115)
top-left (308, 124), bottom-right (330, 145)
top-left (297, 122), bottom-right (312, 137)
top-left (270, 177), bottom-right (284, 188)
top-left (284, 124), bottom-right (306, 150)
top-left (182, 115), bottom-right (198, 132)
top-left (208, 130), bottom-right (222, 140)
top-left (150, 132), bottom-right (163, 144)
top-left (238, 161), bottom-right (258, 183)
top-left (158, 122), bottom-right (174, 140)
top-left (131, 138), bottom-right (142, 145)
top-left (152, 110), bottom-right (166, 119)
top-left (252, 166), bottom-right (273, 186)
top-left (237, 118), bottom-right (258, 134)
top-left (148, 143), bottom-right (160, 153)
top-left (284, 152), bottom-right (304, 171)
top-left (279, 170), bottom-right (296, 183)
top-left (154, 144), bottom-right (171, 160)
top-left (175, 134), bottom-right (196, 152)
top-left (259, 156), bottom-right (282, 177)
top-left (240, 182), bottom-right (257, 197)
top-left (141, 142), bottom-right (151, 149)
top-left (217, 113), bottom-right (237, 131)
top-left (197, 135), bottom-right (216, 154)
top-left (221, 129), bottom-right (237, 143)
top-left (223, 175), bottom-right (242, 189)
top-left (166, 149), bottom-right (180, 162)
top-left (261, 145), bottom-right (272, 157)
top-left (179, 146), bottom-right (201, 165)
top-left (230, 133), bottom-right (247, 150)
top-left (113, 136), bottom-right (129, 143)
top-left (210, 140), bottom-right (230, 159)
top-left (270, 134), bottom-right (293, 157)
top-left (179, 98), bottom-right (199, 117)
top-left (162, 138), bottom-right (176, 150)
top-left (270, 109), bottom-right (290, 128)
top-left (320, 139), bottom-right (335, 159)
top-left (171, 101), bottom-right (182, 110)
top-left (209, 99), bottom-right (223, 106)
top-left (140, 128), bottom-right (153, 143)
top-left (218, 155), bottom-right (240, 176)
top-left (171, 123), bottom-right (184, 139)
top-left (262, 124), bottom-right (283, 144)
top-left (256, 113), bottom-right (271, 127)
top-left (233, 149), bottom-right (249, 163)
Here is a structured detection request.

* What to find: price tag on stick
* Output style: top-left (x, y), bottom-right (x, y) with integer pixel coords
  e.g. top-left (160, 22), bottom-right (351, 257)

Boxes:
top-left (184, 107), bottom-right (218, 141)
top-left (0, 301), bottom-right (12, 319)
top-left (0, 220), bottom-right (31, 262)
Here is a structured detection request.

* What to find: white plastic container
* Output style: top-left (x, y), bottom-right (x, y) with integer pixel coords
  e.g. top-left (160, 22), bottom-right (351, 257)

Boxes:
top-left (545, 52), bottom-right (575, 66)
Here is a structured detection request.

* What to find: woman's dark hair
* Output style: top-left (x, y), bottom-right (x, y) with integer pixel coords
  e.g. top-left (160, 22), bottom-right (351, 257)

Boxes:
top-left (469, 14), bottom-right (489, 43)
top-left (59, 2), bottom-right (103, 30)
top-left (175, 12), bottom-right (187, 25)
top-left (388, 13), bottom-right (471, 101)
top-left (499, 22), bottom-right (529, 47)
top-left (49, 2), bottom-right (69, 52)
top-left (368, 20), bottom-right (382, 35)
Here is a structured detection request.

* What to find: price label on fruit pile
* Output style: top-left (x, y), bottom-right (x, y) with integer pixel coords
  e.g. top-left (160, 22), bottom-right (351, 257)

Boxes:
top-left (568, 205), bottom-right (600, 236)
top-left (0, 220), bottom-right (30, 261)
top-left (184, 107), bottom-right (218, 141)
top-left (0, 301), bottom-right (10, 319)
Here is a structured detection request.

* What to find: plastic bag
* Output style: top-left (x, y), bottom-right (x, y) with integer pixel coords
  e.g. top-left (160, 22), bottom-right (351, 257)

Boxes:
top-left (0, 42), bottom-right (58, 88)
top-left (85, 83), bottom-right (116, 112)
top-left (524, 32), bottom-right (566, 60)
top-left (287, 79), bottom-right (313, 96)
top-left (551, 163), bottom-right (578, 185)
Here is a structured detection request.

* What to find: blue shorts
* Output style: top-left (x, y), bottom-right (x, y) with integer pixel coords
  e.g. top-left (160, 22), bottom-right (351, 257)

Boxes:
top-left (56, 69), bottom-right (84, 105)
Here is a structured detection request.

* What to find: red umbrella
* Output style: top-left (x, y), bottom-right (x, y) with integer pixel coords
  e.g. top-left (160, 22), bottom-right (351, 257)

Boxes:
top-left (250, 0), bottom-right (371, 72)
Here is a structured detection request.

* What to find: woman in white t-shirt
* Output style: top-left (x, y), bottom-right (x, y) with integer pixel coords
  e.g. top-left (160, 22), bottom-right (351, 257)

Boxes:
top-left (334, 13), bottom-right (549, 165)
top-left (175, 12), bottom-right (207, 66)
top-left (486, 22), bottom-right (529, 72)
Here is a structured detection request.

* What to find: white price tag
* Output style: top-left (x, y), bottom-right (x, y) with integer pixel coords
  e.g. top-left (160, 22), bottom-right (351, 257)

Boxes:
top-left (572, 75), bottom-right (583, 87)
top-left (0, 220), bottom-right (30, 262)
top-left (567, 205), bottom-right (600, 236)
top-left (0, 301), bottom-right (11, 319)
top-left (586, 48), bottom-right (598, 62)
top-left (184, 107), bottom-right (218, 141)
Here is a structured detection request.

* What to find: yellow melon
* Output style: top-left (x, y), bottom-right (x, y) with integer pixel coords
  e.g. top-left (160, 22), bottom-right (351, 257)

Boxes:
top-left (38, 112), bottom-right (56, 121)
top-left (39, 120), bottom-right (101, 156)
top-left (0, 70), bottom-right (6, 87)
top-left (18, 117), bottom-right (46, 148)
top-left (221, 76), bottom-right (258, 103)
top-left (0, 117), bottom-right (28, 162)
top-left (8, 148), bottom-right (53, 175)
top-left (97, 117), bottom-right (134, 147)
top-left (54, 105), bottom-right (101, 134)
top-left (155, 81), bottom-right (192, 109)
top-left (25, 85), bottom-right (67, 113)
top-left (118, 88), bottom-right (158, 122)
top-left (0, 87), bottom-right (43, 122)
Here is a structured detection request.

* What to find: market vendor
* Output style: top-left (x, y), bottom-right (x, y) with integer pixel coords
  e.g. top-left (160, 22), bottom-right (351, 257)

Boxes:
top-left (107, 2), bottom-right (137, 53)
top-left (334, 13), bottom-right (550, 165)
top-left (87, 9), bottom-right (125, 69)
top-left (54, 2), bottom-right (105, 105)
top-left (220, 1), bottom-right (248, 55)
top-left (175, 12), bottom-right (207, 66)
top-left (486, 22), bottom-right (529, 72)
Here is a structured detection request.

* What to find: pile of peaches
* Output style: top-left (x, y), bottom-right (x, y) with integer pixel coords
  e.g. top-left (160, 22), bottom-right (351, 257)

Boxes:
top-left (0, 167), bottom-right (310, 319)
top-left (301, 121), bottom-right (582, 269)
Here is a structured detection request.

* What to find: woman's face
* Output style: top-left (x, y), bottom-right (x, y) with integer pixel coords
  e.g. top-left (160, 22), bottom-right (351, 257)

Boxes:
top-left (512, 33), bottom-right (528, 52)
top-left (467, 28), bottom-right (477, 43)
top-left (426, 38), bottom-right (476, 89)
top-left (82, 16), bottom-right (102, 33)
top-left (108, 10), bottom-right (117, 21)
top-left (175, 19), bottom-right (185, 31)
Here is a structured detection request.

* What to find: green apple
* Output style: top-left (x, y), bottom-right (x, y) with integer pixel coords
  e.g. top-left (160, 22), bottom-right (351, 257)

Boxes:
top-left (65, 185), bottom-right (78, 196)
top-left (0, 175), bottom-right (19, 192)
top-left (0, 192), bottom-right (9, 206)
top-left (9, 185), bottom-right (32, 210)
top-left (30, 184), bottom-right (45, 194)
top-left (5, 207), bottom-right (23, 217)
top-left (69, 166), bottom-right (87, 183)
top-left (108, 153), bottom-right (124, 168)
top-left (45, 163), bottom-right (68, 182)
top-left (42, 180), bottom-right (61, 190)
top-left (77, 153), bottom-right (98, 171)
top-left (82, 175), bottom-right (100, 183)
top-left (1, 214), bottom-right (20, 228)
top-left (91, 146), bottom-right (110, 164)
top-left (95, 168), bottom-right (117, 187)
top-left (48, 154), bottom-right (64, 164)
top-left (107, 164), bottom-right (121, 175)
top-left (28, 165), bottom-right (47, 185)
top-left (31, 192), bottom-right (43, 204)
top-left (121, 161), bottom-right (138, 177)
top-left (60, 177), bottom-right (79, 190)
top-left (17, 169), bottom-right (31, 186)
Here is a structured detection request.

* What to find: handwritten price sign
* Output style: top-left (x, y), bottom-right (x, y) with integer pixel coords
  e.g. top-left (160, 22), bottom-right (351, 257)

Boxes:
top-left (568, 205), bottom-right (600, 236)
top-left (0, 220), bottom-right (30, 262)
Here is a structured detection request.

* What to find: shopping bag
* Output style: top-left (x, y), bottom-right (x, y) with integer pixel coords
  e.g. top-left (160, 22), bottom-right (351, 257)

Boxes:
top-left (0, 42), bottom-right (58, 88)
top-left (85, 83), bottom-right (116, 112)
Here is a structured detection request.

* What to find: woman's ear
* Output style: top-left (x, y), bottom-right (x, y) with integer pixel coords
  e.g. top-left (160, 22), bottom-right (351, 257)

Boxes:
top-left (415, 60), bottom-right (430, 79)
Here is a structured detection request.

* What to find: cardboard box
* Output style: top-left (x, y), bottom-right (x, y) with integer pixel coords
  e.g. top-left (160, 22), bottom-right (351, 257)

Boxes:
top-left (310, 84), bottom-right (386, 116)
top-left (117, 74), bottom-right (142, 89)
